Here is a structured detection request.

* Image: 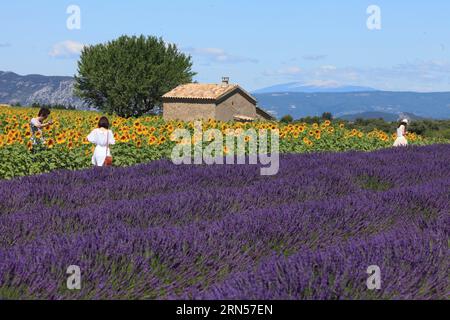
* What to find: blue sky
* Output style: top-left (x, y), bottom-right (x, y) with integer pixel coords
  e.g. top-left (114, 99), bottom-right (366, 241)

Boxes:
top-left (1, 0), bottom-right (449, 91)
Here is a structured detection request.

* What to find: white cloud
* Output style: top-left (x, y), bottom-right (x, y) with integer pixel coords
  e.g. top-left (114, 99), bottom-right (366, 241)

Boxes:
top-left (184, 47), bottom-right (258, 64)
top-left (282, 66), bottom-right (302, 75)
top-left (271, 93), bottom-right (290, 97)
top-left (49, 40), bottom-right (85, 58)
top-left (264, 66), bottom-right (302, 76)
top-left (0, 42), bottom-right (11, 48)
top-left (263, 60), bottom-right (450, 92)
top-left (302, 54), bottom-right (327, 61)
top-left (320, 65), bottom-right (337, 71)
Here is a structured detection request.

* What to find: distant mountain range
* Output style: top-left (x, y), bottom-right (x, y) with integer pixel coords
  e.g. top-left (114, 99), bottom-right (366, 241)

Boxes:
top-left (1, 72), bottom-right (449, 120)
top-left (252, 82), bottom-right (450, 120)
top-left (254, 91), bottom-right (450, 120)
top-left (253, 82), bottom-right (377, 94)
top-left (338, 111), bottom-right (426, 122)
top-left (0, 71), bottom-right (85, 108)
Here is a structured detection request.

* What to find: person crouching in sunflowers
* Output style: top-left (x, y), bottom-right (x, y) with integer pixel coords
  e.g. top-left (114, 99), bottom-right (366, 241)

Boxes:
top-left (30, 108), bottom-right (53, 151)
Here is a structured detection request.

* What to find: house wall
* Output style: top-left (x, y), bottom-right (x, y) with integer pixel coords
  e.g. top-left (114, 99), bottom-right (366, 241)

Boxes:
top-left (215, 93), bottom-right (257, 122)
top-left (163, 102), bottom-right (216, 121)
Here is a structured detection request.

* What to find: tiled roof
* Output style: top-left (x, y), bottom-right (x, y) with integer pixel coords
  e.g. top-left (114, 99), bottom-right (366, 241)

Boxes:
top-left (163, 83), bottom-right (256, 102)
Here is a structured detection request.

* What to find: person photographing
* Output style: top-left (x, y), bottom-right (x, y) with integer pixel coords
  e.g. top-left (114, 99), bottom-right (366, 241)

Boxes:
top-left (30, 108), bottom-right (53, 148)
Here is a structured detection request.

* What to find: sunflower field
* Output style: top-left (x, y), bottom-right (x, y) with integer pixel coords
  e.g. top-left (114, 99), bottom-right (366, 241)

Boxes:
top-left (0, 104), bottom-right (441, 179)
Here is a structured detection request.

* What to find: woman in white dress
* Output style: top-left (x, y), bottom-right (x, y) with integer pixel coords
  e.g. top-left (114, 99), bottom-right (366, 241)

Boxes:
top-left (87, 116), bottom-right (115, 166)
top-left (393, 119), bottom-right (409, 147)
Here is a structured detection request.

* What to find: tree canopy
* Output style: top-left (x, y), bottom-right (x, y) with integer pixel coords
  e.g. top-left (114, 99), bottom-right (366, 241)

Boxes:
top-left (75, 35), bottom-right (196, 118)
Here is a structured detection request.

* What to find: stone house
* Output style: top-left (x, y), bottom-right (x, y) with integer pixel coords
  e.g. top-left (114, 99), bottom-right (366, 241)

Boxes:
top-left (162, 78), bottom-right (274, 122)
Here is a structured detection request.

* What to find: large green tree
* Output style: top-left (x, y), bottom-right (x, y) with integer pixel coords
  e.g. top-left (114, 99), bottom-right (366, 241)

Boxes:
top-left (74, 35), bottom-right (196, 117)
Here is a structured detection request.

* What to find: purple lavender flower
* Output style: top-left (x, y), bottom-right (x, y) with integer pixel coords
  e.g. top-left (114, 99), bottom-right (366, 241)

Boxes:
top-left (0, 145), bottom-right (448, 299)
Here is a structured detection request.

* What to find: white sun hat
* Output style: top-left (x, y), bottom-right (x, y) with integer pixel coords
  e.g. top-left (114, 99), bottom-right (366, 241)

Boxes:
top-left (402, 119), bottom-right (409, 124)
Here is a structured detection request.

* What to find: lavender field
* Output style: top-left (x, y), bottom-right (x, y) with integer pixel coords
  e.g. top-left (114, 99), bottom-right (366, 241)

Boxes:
top-left (0, 145), bottom-right (449, 300)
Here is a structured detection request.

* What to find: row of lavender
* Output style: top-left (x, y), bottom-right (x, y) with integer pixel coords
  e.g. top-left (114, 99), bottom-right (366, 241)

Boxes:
top-left (0, 145), bottom-right (448, 299)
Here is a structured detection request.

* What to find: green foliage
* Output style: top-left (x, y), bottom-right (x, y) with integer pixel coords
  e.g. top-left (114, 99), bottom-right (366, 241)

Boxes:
top-left (74, 35), bottom-right (196, 118)
top-left (321, 112), bottom-right (333, 121)
top-left (31, 102), bottom-right (76, 111)
top-left (280, 115), bottom-right (293, 123)
top-left (0, 144), bottom-right (172, 180)
top-left (409, 120), bottom-right (450, 140)
top-left (294, 113), bottom-right (333, 123)
top-left (346, 118), bottom-right (395, 134)
top-left (293, 112), bottom-right (450, 141)
top-left (356, 175), bottom-right (393, 192)
top-left (296, 116), bottom-right (323, 124)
